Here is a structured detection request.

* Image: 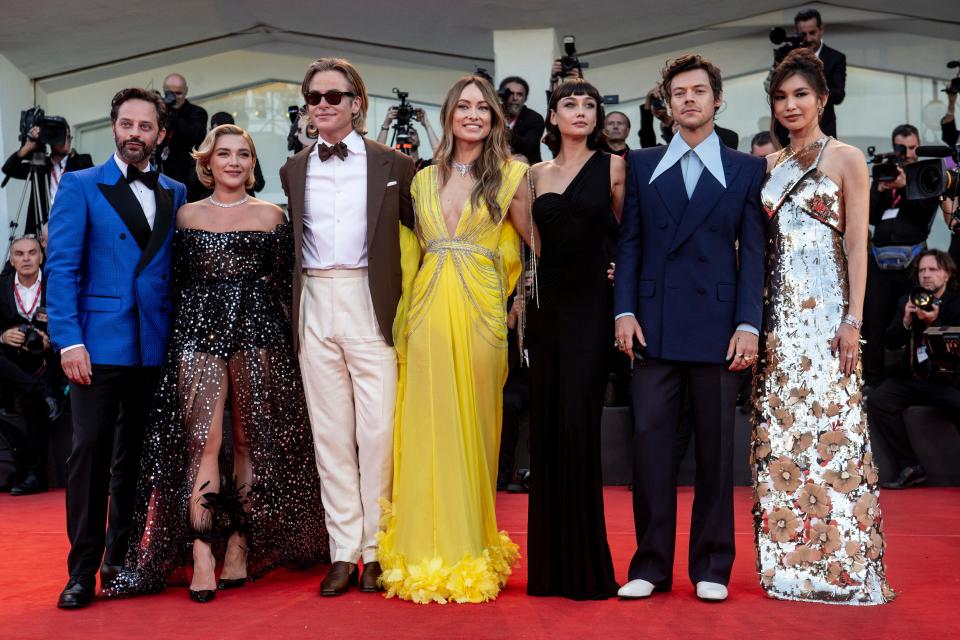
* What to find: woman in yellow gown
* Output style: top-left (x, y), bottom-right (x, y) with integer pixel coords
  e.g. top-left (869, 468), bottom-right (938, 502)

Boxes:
top-left (378, 76), bottom-right (535, 604)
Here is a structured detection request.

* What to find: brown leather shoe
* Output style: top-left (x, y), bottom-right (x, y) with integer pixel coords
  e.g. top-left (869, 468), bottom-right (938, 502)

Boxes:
top-left (359, 561), bottom-right (383, 593)
top-left (320, 562), bottom-right (358, 596)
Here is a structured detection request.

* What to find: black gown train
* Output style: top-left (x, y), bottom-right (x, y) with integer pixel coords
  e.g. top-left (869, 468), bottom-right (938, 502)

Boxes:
top-left (103, 223), bottom-right (328, 596)
top-left (526, 152), bottom-right (620, 600)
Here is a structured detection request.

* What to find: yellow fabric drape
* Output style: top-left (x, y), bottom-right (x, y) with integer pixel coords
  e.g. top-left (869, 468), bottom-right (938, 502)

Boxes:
top-left (379, 160), bottom-right (527, 604)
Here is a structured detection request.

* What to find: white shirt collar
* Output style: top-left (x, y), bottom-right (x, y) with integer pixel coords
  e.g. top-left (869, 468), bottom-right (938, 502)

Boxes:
top-left (15, 269), bottom-right (42, 290)
top-left (649, 129), bottom-right (726, 188)
top-left (317, 130), bottom-right (366, 157)
top-left (113, 152), bottom-right (153, 178)
top-left (815, 42), bottom-right (824, 58)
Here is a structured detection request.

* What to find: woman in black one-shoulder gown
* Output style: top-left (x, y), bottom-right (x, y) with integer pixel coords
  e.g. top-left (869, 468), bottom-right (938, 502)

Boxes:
top-left (526, 81), bottom-right (625, 600)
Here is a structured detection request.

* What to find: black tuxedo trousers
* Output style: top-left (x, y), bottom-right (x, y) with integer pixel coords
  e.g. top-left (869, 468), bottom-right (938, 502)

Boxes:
top-left (65, 365), bottom-right (159, 578)
top-left (628, 358), bottom-right (739, 587)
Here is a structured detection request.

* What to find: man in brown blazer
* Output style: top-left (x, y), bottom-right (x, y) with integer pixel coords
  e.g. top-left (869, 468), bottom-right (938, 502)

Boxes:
top-left (279, 58), bottom-right (415, 597)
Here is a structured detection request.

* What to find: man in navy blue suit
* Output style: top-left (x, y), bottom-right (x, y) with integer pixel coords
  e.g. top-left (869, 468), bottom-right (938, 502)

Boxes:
top-left (613, 54), bottom-right (765, 602)
top-left (45, 88), bottom-right (187, 608)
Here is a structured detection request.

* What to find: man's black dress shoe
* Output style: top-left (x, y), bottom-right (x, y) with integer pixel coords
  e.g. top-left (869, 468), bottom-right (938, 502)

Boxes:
top-left (881, 464), bottom-right (928, 489)
top-left (320, 561), bottom-right (358, 596)
top-left (359, 561), bottom-right (383, 593)
top-left (57, 577), bottom-right (95, 609)
top-left (10, 475), bottom-right (47, 496)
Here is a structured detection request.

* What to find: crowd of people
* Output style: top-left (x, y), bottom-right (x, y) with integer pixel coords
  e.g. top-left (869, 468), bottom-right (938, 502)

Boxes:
top-left (1, 6), bottom-right (958, 614)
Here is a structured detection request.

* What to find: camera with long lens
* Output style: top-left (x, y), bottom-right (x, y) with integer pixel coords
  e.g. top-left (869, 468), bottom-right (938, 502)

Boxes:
top-left (390, 88), bottom-right (416, 156)
top-left (944, 60), bottom-right (960, 95)
top-left (769, 27), bottom-right (806, 65)
top-left (867, 144), bottom-right (906, 183)
top-left (17, 324), bottom-right (46, 355)
top-left (910, 287), bottom-right (942, 313)
top-left (18, 107), bottom-right (68, 147)
top-left (905, 145), bottom-right (959, 201)
top-left (558, 35), bottom-right (588, 79)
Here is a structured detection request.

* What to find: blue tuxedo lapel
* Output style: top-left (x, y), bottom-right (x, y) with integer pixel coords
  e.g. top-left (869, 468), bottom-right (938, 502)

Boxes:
top-left (96, 159), bottom-right (151, 250)
top-left (652, 158), bottom-right (687, 223)
top-left (136, 182), bottom-right (174, 274)
top-left (668, 145), bottom-right (744, 253)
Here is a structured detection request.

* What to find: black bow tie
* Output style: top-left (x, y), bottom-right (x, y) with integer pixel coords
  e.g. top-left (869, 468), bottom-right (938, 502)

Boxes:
top-left (317, 141), bottom-right (349, 162)
top-left (125, 165), bottom-right (159, 190)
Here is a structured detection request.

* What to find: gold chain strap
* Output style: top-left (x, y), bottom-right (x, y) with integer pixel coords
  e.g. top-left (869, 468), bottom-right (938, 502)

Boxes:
top-left (517, 167), bottom-right (538, 362)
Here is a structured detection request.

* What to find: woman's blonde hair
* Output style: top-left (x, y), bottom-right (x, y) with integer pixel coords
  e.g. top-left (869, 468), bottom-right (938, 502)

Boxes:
top-left (434, 76), bottom-right (511, 221)
top-left (300, 57), bottom-right (369, 135)
top-left (192, 124), bottom-right (257, 189)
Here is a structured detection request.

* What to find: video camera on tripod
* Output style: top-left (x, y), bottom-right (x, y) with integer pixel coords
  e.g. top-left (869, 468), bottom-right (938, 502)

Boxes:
top-left (867, 144), bottom-right (907, 183)
top-left (18, 107), bottom-right (68, 148)
top-left (904, 145), bottom-right (959, 201)
top-left (2, 107), bottom-right (69, 259)
top-left (769, 27), bottom-right (806, 65)
top-left (905, 143), bottom-right (960, 234)
top-left (389, 88), bottom-right (420, 157)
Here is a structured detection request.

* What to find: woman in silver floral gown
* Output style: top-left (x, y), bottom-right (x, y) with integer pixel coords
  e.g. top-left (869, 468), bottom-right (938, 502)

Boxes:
top-left (752, 49), bottom-right (894, 604)
top-left (103, 125), bottom-right (328, 602)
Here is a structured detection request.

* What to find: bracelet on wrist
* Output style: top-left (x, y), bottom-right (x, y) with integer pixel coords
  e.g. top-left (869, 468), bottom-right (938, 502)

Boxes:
top-left (841, 314), bottom-right (862, 330)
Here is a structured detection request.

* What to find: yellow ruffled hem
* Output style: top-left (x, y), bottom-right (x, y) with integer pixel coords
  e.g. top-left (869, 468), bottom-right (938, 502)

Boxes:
top-left (376, 505), bottom-right (519, 604)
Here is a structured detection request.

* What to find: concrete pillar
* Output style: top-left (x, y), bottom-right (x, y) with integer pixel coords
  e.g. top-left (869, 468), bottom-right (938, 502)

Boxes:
top-left (0, 54), bottom-right (35, 255)
top-left (493, 28), bottom-right (558, 161)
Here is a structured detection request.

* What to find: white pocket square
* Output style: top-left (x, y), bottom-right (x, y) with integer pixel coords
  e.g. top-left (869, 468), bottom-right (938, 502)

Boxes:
top-left (386, 180), bottom-right (398, 187)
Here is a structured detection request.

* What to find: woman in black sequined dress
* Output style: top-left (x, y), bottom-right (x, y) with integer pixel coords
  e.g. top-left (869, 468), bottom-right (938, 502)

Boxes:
top-left (526, 81), bottom-right (625, 600)
top-left (103, 125), bottom-right (327, 602)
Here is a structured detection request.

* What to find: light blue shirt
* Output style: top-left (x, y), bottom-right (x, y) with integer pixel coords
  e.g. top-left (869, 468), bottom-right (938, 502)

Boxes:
top-left (649, 129), bottom-right (726, 195)
top-left (617, 129), bottom-right (758, 338)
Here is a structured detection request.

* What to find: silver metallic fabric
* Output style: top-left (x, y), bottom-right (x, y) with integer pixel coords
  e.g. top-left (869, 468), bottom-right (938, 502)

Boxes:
top-left (752, 138), bottom-right (895, 605)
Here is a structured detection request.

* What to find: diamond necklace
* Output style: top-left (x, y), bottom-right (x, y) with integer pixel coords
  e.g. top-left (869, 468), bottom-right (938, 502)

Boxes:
top-left (452, 160), bottom-right (472, 178)
top-left (208, 194), bottom-right (249, 208)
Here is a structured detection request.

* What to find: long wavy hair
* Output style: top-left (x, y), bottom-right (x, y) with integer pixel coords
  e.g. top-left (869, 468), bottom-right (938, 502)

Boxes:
top-left (434, 76), bottom-right (511, 221)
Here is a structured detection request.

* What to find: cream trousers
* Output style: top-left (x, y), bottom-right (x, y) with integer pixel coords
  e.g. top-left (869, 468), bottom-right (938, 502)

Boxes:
top-left (298, 269), bottom-right (397, 564)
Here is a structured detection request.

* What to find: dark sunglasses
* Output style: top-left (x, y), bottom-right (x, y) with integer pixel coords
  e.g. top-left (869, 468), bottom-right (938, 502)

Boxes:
top-left (303, 90), bottom-right (356, 106)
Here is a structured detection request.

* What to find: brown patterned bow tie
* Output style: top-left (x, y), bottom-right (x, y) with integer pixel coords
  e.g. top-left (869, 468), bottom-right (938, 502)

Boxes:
top-left (317, 141), bottom-right (349, 162)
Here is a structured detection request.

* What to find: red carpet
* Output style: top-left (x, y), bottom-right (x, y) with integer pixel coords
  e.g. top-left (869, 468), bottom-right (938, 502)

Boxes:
top-left (1, 487), bottom-right (956, 639)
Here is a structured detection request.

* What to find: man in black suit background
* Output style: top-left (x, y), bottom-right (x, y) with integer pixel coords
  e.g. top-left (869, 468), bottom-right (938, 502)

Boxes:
top-left (156, 73), bottom-right (208, 186)
top-left (499, 76), bottom-right (545, 164)
top-left (0, 236), bottom-right (60, 496)
top-left (2, 123), bottom-right (93, 236)
top-left (774, 9), bottom-right (847, 145)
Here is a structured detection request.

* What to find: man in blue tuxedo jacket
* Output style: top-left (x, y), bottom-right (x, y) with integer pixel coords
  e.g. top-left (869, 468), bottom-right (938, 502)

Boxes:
top-left (614, 55), bottom-right (766, 602)
top-left (45, 89), bottom-right (186, 609)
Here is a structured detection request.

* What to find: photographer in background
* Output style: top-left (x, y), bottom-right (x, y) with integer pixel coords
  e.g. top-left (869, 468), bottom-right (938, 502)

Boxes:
top-left (772, 9), bottom-right (846, 145)
top-left (866, 250), bottom-right (960, 488)
top-left (0, 236), bottom-right (60, 496)
top-left (377, 106), bottom-right (439, 171)
top-left (602, 111), bottom-right (631, 158)
top-left (794, 9), bottom-right (845, 137)
top-left (942, 81), bottom-right (957, 147)
top-left (638, 83), bottom-right (673, 148)
top-left (863, 125), bottom-right (943, 388)
top-left (943, 84), bottom-right (960, 266)
top-left (156, 73), bottom-right (207, 186)
top-left (499, 76), bottom-right (545, 164)
top-left (2, 122), bottom-right (92, 235)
